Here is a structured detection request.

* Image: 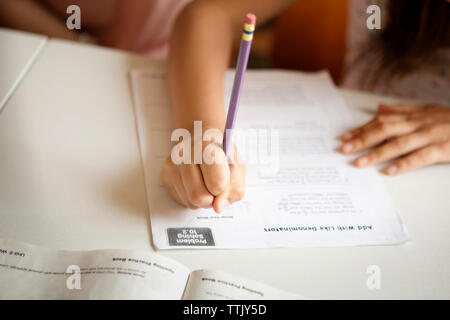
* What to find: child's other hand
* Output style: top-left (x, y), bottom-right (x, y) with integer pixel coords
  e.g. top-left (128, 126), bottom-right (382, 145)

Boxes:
top-left (339, 103), bottom-right (450, 175)
top-left (161, 144), bottom-right (246, 213)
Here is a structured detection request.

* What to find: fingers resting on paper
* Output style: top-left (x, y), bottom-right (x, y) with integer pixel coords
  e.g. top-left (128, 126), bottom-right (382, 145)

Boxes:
top-left (339, 103), bottom-right (450, 175)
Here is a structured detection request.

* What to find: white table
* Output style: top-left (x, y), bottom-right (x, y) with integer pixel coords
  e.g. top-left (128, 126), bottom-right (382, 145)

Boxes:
top-left (0, 34), bottom-right (449, 299)
top-left (0, 28), bottom-right (47, 111)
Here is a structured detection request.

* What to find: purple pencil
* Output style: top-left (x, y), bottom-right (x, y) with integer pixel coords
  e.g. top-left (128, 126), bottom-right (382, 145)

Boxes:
top-left (223, 13), bottom-right (256, 157)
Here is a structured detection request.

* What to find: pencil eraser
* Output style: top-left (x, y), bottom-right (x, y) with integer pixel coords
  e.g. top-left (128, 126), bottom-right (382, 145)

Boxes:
top-left (246, 13), bottom-right (256, 25)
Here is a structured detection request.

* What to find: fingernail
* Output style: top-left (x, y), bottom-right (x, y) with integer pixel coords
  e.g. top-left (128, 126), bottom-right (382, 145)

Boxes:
top-left (356, 156), bottom-right (369, 167)
top-left (386, 165), bottom-right (398, 175)
top-left (341, 142), bottom-right (353, 153)
top-left (218, 200), bottom-right (230, 213)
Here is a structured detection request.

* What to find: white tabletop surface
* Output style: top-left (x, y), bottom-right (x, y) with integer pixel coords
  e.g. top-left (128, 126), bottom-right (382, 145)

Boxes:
top-left (0, 28), bottom-right (47, 111)
top-left (0, 35), bottom-right (449, 299)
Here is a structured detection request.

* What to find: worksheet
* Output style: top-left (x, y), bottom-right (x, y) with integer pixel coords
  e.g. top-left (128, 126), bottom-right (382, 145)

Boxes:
top-left (131, 67), bottom-right (410, 250)
top-left (0, 239), bottom-right (299, 299)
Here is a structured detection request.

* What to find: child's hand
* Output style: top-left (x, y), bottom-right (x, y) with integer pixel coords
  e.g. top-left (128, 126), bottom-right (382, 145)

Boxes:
top-left (161, 143), bottom-right (246, 213)
top-left (339, 103), bottom-right (450, 175)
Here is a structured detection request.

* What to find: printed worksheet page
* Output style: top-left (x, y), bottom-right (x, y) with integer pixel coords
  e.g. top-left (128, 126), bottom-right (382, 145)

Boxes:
top-left (0, 239), bottom-right (190, 299)
top-left (131, 68), bottom-right (409, 250)
top-left (0, 239), bottom-right (299, 299)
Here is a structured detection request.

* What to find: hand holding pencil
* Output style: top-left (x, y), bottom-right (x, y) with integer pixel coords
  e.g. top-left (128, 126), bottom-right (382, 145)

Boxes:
top-left (162, 14), bottom-right (255, 213)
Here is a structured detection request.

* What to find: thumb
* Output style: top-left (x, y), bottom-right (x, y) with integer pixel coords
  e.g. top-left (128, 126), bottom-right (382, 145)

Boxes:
top-left (213, 193), bottom-right (231, 214)
top-left (212, 152), bottom-right (246, 214)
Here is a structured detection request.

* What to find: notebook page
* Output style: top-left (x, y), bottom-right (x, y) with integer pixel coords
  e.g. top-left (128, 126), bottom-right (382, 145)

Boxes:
top-left (183, 270), bottom-right (301, 300)
top-left (131, 67), bottom-right (409, 250)
top-left (0, 239), bottom-right (189, 299)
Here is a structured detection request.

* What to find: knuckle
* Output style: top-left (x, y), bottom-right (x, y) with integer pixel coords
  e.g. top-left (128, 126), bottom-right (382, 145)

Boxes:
top-left (359, 131), bottom-right (374, 147)
top-left (374, 115), bottom-right (384, 124)
top-left (436, 143), bottom-right (448, 154)
top-left (416, 151), bottom-right (429, 163)
top-left (357, 136), bottom-right (368, 147)
top-left (417, 148), bottom-right (438, 163)
top-left (423, 125), bottom-right (442, 138)
top-left (188, 191), bottom-right (212, 207)
top-left (375, 114), bottom-right (393, 124)
top-left (397, 158), bottom-right (410, 170)
top-left (428, 125), bottom-right (440, 135)
top-left (424, 148), bottom-right (437, 160)
top-left (188, 204), bottom-right (199, 210)
top-left (209, 179), bottom-right (229, 195)
top-left (431, 124), bottom-right (449, 141)
top-left (377, 122), bottom-right (390, 133)
top-left (427, 147), bottom-right (441, 160)
top-left (368, 149), bottom-right (381, 162)
top-left (390, 137), bottom-right (404, 150)
top-left (420, 126), bottom-right (434, 139)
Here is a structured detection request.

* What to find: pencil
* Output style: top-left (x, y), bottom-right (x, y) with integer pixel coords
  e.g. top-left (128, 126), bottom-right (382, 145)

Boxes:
top-left (223, 13), bottom-right (256, 156)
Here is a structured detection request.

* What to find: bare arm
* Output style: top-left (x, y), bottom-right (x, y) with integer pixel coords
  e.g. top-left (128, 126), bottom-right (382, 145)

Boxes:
top-left (163, 0), bottom-right (295, 213)
top-left (0, 0), bottom-right (77, 40)
top-left (168, 0), bottom-right (295, 132)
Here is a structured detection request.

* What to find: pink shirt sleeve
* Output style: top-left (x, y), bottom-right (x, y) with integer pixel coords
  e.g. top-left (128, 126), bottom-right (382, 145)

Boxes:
top-left (107, 0), bottom-right (192, 59)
